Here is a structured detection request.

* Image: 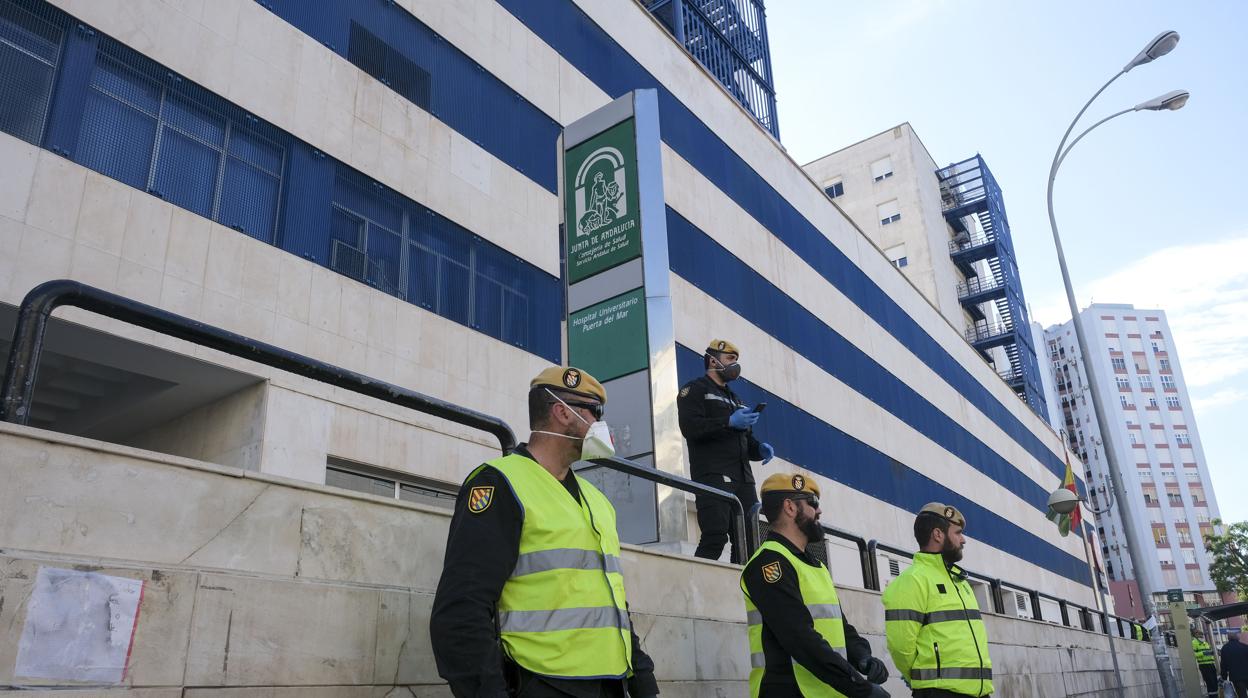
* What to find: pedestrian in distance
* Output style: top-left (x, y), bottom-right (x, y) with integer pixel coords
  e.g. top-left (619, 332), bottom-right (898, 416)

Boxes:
top-left (678, 339), bottom-right (774, 562)
top-left (741, 473), bottom-right (891, 697)
top-left (1221, 631), bottom-right (1248, 698)
top-left (882, 503), bottom-right (992, 697)
top-left (429, 366), bottom-right (658, 697)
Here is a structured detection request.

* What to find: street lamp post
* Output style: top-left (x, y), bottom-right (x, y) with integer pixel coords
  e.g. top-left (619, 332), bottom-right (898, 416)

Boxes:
top-left (1046, 30), bottom-right (1188, 698)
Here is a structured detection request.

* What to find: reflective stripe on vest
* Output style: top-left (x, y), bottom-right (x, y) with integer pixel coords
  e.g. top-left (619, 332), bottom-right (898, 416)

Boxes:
top-left (488, 454), bottom-right (632, 679)
top-left (742, 540), bottom-right (848, 698)
top-left (881, 552), bottom-right (993, 697)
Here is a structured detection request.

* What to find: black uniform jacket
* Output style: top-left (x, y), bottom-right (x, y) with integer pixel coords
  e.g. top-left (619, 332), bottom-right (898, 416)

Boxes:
top-left (677, 375), bottom-right (762, 482)
top-left (1222, 639), bottom-right (1248, 681)
top-left (742, 533), bottom-right (877, 698)
top-left (429, 445), bottom-right (658, 698)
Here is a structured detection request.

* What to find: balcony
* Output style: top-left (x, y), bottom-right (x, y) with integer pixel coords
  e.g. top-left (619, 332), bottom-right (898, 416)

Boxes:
top-left (957, 275), bottom-right (1007, 305)
top-left (964, 321), bottom-right (1016, 351)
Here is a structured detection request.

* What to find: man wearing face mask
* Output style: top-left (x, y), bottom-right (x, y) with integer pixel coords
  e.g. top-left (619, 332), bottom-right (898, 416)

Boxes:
top-left (678, 339), bottom-right (773, 562)
top-left (742, 474), bottom-right (891, 697)
top-left (882, 504), bottom-right (993, 697)
top-left (430, 366), bottom-right (658, 698)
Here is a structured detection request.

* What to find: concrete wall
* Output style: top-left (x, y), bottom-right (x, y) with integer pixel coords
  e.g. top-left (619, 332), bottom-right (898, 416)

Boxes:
top-left (0, 424), bottom-right (1166, 695)
top-left (0, 0), bottom-right (1099, 611)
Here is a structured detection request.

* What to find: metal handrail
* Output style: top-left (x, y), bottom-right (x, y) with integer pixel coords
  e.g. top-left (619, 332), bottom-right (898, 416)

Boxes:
top-left (580, 456), bottom-right (752, 563)
top-left (2, 281), bottom-right (759, 565)
top-left (0, 280), bottom-right (517, 450)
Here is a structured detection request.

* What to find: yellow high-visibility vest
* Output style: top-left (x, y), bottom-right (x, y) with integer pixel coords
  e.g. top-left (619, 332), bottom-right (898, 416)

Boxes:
top-left (742, 540), bottom-right (848, 696)
top-left (882, 552), bottom-right (993, 696)
top-left (489, 453), bottom-right (632, 679)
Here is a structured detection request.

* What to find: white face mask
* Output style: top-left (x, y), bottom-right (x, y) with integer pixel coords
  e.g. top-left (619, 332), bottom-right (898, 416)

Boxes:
top-left (533, 390), bottom-right (616, 460)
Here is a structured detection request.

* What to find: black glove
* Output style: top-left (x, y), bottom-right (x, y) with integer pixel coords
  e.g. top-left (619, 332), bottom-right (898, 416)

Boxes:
top-left (867, 683), bottom-right (891, 698)
top-left (858, 656), bottom-right (889, 684)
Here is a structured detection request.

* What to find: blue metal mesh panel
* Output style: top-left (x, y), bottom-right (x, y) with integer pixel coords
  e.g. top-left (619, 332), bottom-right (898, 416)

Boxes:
top-left (0, 0), bottom-right (63, 144)
top-left (348, 22), bottom-right (430, 110)
top-left (0, 0), bottom-right (566, 365)
top-left (74, 39), bottom-right (286, 242)
top-left (264, 0), bottom-right (560, 192)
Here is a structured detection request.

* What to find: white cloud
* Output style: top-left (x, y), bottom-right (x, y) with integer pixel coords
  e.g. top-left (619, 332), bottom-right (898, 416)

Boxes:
top-left (1193, 387), bottom-right (1248, 414)
top-left (1033, 234), bottom-right (1248, 389)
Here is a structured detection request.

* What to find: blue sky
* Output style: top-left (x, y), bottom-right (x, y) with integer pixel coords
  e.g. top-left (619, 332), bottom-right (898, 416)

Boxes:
top-left (768, 1), bottom-right (1248, 522)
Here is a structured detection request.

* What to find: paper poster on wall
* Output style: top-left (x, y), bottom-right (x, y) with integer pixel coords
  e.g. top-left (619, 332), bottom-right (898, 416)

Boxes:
top-left (15, 567), bottom-right (145, 684)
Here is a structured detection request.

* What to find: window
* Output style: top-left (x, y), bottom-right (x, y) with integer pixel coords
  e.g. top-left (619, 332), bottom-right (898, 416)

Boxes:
top-left (76, 41), bottom-right (286, 241)
top-left (884, 243), bottom-right (907, 268)
top-left (823, 177), bottom-right (844, 198)
top-left (1187, 567), bottom-right (1203, 586)
top-left (1166, 396), bottom-right (1181, 409)
top-left (1160, 374), bottom-right (1176, 390)
top-left (325, 458), bottom-right (456, 508)
top-left (1152, 527), bottom-right (1168, 546)
top-left (1175, 432), bottom-right (1191, 445)
top-left (1119, 395), bottom-right (1129, 409)
top-left (878, 199), bottom-right (901, 225)
top-left (1111, 357), bottom-right (1127, 372)
top-left (1159, 358), bottom-right (1171, 371)
top-left (1128, 431), bottom-right (1138, 445)
top-left (870, 156), bottom-right (893, 181)
top-left (1182, 549), bottom-right (1196, 565)
top-left (1177, 527), bottom-right (1193, 544)
top-left (1116, 376), bottom-right (1130, 390)
top-left (1148, 397), bottom-right (1158, 408)
top-left (1139, 375), bottom-right (1153, 390)
top-left (0, 0), bottom-right (64, 144)
top-left (1168, 492), bottom-right (1183, 507)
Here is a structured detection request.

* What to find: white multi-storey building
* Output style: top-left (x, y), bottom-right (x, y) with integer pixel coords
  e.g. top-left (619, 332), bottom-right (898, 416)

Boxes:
top-left (803, 123), bottom-right (1049, 416)
top-left (1045, 304), bottom-right (1223, 607)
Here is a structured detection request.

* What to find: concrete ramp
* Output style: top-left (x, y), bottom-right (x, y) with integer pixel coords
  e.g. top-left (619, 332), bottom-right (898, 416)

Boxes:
top-left (0, 423), bottom-right (1164, 696)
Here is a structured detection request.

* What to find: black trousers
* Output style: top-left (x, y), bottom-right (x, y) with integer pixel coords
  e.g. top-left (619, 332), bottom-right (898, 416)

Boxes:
top-left (912, 690), bottom-right (974, 697)
top-left (513, 672), bottom-right (625, 697)
top-left (1199, 664), bottom-right (1217, 696)
top-left (692, 473), bottom-right (757, 563)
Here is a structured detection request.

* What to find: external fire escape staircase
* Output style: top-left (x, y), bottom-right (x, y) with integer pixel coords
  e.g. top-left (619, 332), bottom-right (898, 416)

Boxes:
top-left (646, 0), bottom-right (779, 139)
top-left (939, 155), bottom-right (1048, 416)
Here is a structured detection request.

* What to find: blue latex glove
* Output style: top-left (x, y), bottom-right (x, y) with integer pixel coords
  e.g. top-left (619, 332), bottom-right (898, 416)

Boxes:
top-left (728, 406), bottom-right (760, 430)
top-left (760, 443), bottom-right (774, 464)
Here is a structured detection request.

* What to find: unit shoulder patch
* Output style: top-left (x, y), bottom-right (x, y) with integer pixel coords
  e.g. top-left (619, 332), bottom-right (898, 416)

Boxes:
top-left (679, 386), bottom-right (690, 398)
top-left (761, 561), bottom-right (783, 584)
top-left (468, 486), bottom-right (495, 514)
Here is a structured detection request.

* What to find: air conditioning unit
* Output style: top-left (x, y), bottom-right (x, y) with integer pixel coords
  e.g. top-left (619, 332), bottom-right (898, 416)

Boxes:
top-left (1013, 591), bottom-right (1032, 619)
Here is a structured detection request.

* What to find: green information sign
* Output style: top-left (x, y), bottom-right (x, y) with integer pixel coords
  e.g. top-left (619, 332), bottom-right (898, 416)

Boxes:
top-left (568, 287), bottom-right (648, 382)
top-left (564, 119), bottom-right (642, 283)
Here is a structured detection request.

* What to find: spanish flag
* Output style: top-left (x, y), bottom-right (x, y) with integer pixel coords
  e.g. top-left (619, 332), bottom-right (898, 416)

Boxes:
top-left (1047, 448), bottom-right (1082, 537)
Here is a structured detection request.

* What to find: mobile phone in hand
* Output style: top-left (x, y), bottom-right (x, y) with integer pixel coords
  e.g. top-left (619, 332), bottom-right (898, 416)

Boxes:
top-left (753, 402), bottom-right (767, 413)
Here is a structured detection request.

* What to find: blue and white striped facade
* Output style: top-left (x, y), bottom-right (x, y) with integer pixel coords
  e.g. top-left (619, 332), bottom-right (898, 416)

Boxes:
top-left (0, 0), bottom-right (1097, 605)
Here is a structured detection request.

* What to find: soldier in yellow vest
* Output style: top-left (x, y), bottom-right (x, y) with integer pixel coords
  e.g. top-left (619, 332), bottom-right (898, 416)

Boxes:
top-left (430, 367), bottom-right (658, 697)
top-left (741, 473), bottom-right (891, 697)
top-left (1193, 630), bottom-right (1217, 697)
top-left (882, 503), bottom-right (992, 697)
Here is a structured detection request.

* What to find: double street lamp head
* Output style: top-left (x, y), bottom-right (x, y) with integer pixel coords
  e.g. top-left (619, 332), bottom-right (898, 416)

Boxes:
top-left (1135, 89), bottom-right (1191, 112)
top-left (1124, 30), bottom-right (1181, 72)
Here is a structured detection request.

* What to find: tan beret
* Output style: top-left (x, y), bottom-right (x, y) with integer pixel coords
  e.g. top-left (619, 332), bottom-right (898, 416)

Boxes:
top-left (530, 366), bottom-right (606, 404)
top-left (918, 502), bottom-right (966, 529)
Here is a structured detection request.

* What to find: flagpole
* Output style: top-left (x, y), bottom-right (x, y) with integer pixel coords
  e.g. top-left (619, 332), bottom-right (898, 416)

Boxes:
top-left (1057, 432), bottom-right (1125, 695)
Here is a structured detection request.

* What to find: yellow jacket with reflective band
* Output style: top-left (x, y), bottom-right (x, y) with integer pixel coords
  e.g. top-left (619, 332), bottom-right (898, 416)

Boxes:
top-left (741, 540), bottom-right (848, 697)
top-left (1193, 637), bottom-right (1214, 665)
top-left (882, 552), bottom-right (993, 696)
top-left (488, 453), bottom-right (632, 679)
